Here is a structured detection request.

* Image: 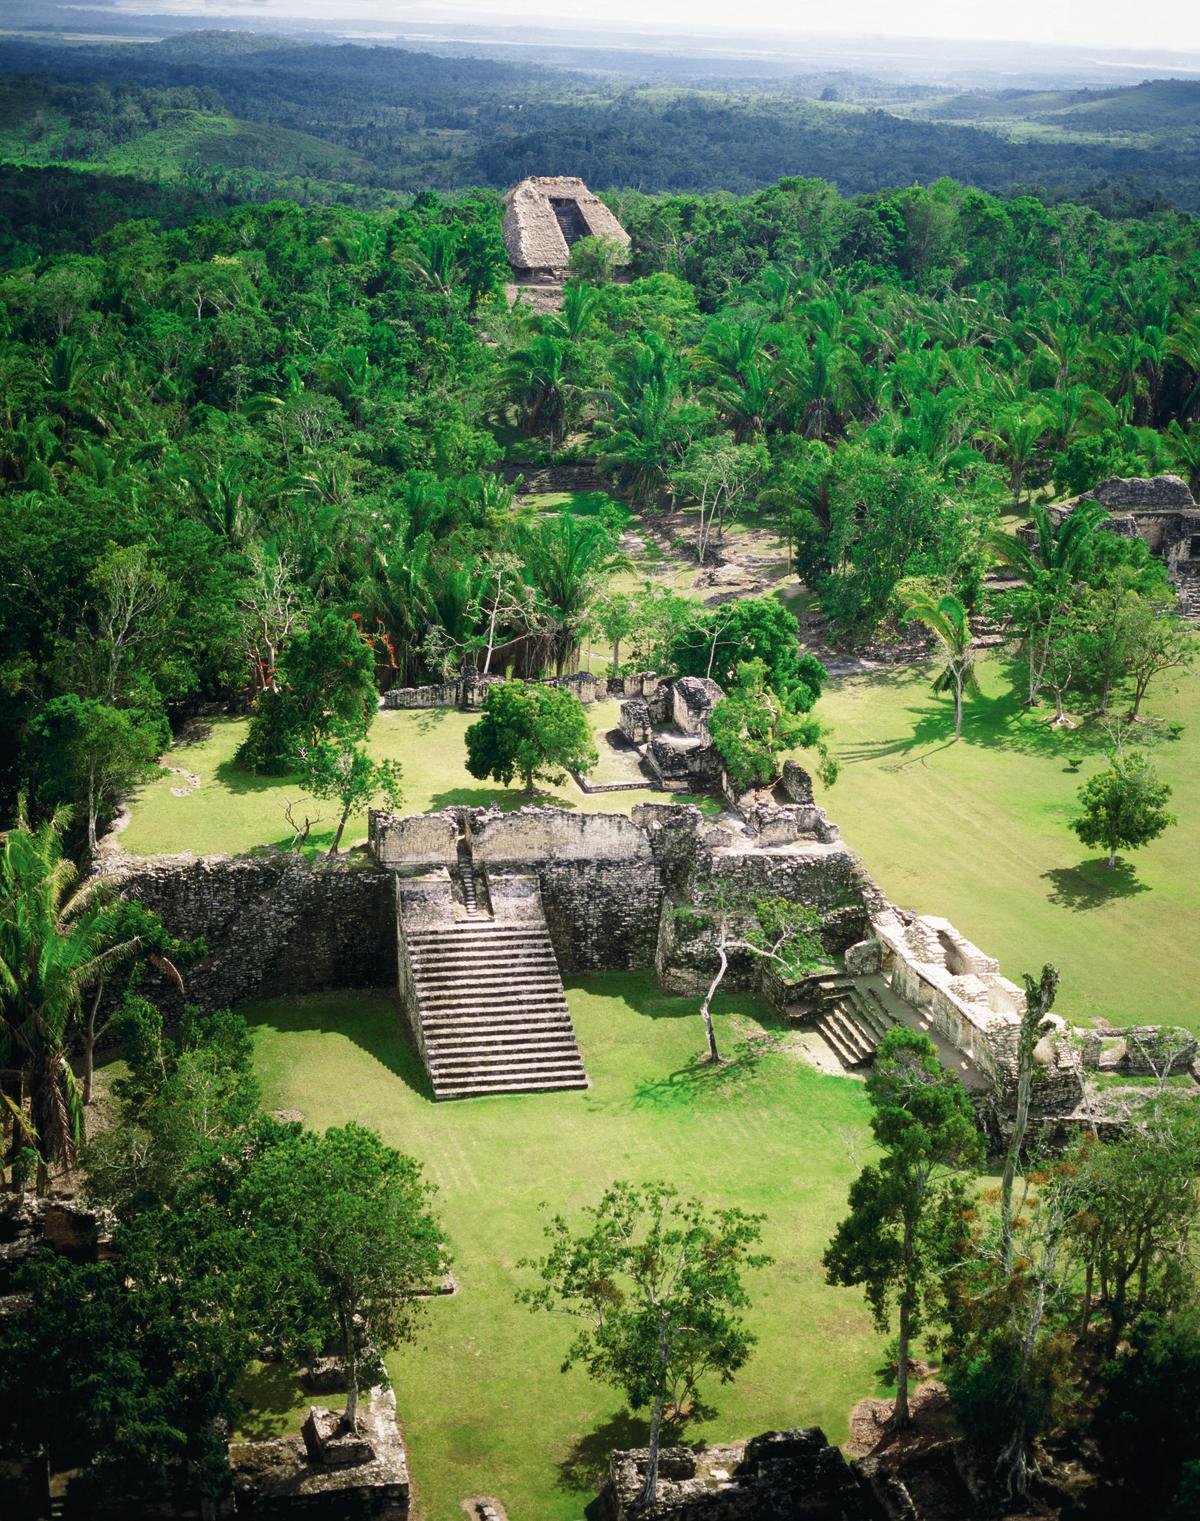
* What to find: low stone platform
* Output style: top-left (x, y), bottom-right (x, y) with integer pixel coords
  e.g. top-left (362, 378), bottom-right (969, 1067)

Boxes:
top-left (229, 1388), bottom-right (410, 1518)
top-left (601, 1429), bottom-right (872, 1520)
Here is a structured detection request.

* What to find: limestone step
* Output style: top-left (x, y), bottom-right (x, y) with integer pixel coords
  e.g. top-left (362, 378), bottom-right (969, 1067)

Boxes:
top-left (826, 1005), bottom-right (875, 1063)
top-left (435, 1074), bottom-right (589, 1099)
top-left (815, 1013), bottom-right (860, 1068)
top-left (428, 1052), bottom-right (584, 1076)
top-left (417, 994), bottom-right (567, 1014)
top-left (427, 1036), bottom-right (581, 1057)
top-left (401, 905), bottom-right (587, 1100)
top-left (413, 961), bottom-right (559, 982)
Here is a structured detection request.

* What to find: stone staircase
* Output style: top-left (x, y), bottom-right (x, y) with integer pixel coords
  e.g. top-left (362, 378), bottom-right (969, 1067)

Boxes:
top-left (815, 976), bottom-right (904, 1069)
top-left (404, 917), bottom-right (588, 1100)
top-left (1175, 576), bottom-right (1200, 622)
top-left (456, 840), bottom-right (482, 918)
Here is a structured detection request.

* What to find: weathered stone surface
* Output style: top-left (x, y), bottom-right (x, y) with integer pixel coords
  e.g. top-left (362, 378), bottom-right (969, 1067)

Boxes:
top-left (471, 807), bottom-right (653, 864)
top-left (1091, 473), bottom-right (1195, 510)
top-left (231, 1386), bottom-right (410, 1518)
top-left (671, 675), bottom-right (724, 737)
top-left (619, 698), bottom-right (653, 745)
top-left (0, 1193), bottom-right (116, 1291)
top-left (302, 1408), bottom-right (374, 1468)
top-left (540, 859), bottom-right (664, 970)
top-left (105, 855), bottom-right (397, 1018)
top-left (601, 1428), bottom-right (871, 1520)
top-left (780, 761), bottom-right (814, 804)
top-left (844, 938), bottom-right (882, 977)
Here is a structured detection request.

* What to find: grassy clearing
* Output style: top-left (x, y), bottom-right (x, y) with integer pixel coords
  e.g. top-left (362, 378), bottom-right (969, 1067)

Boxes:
top-left (245, 975), bottom-right (881, 1521)
top-left (816, 653), bottom-right (1200, 1032)
top-left (120, 700), bottom-right (715, 858)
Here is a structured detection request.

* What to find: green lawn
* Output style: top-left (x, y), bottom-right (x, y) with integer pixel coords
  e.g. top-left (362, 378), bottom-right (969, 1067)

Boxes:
top-left (245, 975), bottom-right (880, 1521)
top-left (120, 701), bottom-right (714, 858)
top-left (816, 653), bottom-right (1200, 1032)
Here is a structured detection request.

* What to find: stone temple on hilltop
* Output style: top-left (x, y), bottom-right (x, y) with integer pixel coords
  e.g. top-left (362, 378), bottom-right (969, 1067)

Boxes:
top-left (502, 175), bottom-right (630, 281)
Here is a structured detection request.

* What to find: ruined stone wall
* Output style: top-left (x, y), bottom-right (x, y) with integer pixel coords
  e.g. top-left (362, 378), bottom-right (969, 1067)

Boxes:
top-left (538, 859), bottom-right (665, 971)
top-left (108, 855), bottom-right (397, 1015)
top-left (380, 670), bottom-right (609, 711)
top-left (471, 807), bottom-right (652, 864)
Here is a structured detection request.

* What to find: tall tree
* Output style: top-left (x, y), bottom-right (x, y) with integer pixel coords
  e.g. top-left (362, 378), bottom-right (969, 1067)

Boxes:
top-left (825, 1027), bottom-right (982, 1425)
top-left (903, 590), bottom-right (977, 740)
top-left (235, 1123), bottom-right (444, 1431)
top-left (519, 1181), bottom-right (769, 1508)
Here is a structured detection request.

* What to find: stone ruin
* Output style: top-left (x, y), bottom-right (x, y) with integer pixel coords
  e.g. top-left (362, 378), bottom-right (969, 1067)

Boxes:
top-left (601, 1428), bottom-right (872, 1520)
top-left (1023, 473), bottom-right (1200, 616)
top-left (502, 175), bottom-right (630, 281)
top-left (229, 1388), bottom-right (410, 1519)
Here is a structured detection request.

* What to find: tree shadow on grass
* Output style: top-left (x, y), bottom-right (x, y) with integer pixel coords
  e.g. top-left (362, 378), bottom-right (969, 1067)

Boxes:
top-left (244, 992), bottom-right (435, 1102)
top-left (838, 685), bottom-right (1120, 771)
top-left (214, 756), bottom-right (300, 796)
top-left (426, 786), bottom-right (576, 812)
top-left (631, 1030), bottom-right (788, 1110)
top-left (237, 1362), bottom-right (304, 1440)
top-left (1043, 859), bottom-right (1151, 911)
top-left (557, 1406), bottom-right (703, 1501)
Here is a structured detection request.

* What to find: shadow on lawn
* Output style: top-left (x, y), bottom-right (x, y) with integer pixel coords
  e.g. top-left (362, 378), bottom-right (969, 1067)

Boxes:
top-left (246, 994), bottom-right (435, 1102)
top-left (557, 1407), bottom-right (702, 1502)
top-left (631, 1030), bottom-right (788, 1110)
top-left (427, 786), bottom-right (575, 812)
top-left (1042, 859), bottom-right (1151, 911)
top-left (215, 756), bottom-right (300, 795)
top-left (837, 675), bottom-right (1116, 771)
top-left (237, 1362), bottom-right (305, 1440)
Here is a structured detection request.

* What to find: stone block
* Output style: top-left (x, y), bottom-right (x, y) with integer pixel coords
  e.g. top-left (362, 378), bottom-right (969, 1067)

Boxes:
top-left (619, 698), bottom-right (652, 745)
top-left (302, 1407), bottom-right (375, 1468)
top-left (671, 675), bottom-right (724, 737)
top-left (1091, 473), bottom-right (1195, 510)
top-left (844, 938), bottom-right (882, 977)
top-left (780, 760), bottom-right (814, 804)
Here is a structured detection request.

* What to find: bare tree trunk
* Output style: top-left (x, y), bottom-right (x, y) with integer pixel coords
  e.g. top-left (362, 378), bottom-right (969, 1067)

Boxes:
top-left (953, 672), bottom-right (964, 739)
top-left (327, 804), bottom-right (351, 859)
top-left (895, 1255), bottom-right (912, 1427)
top-left (83, 982), bottom-right (103, 1106)
top-left (342, 1311), bottom-right (359, 1431)
top-left (698, 943), bottom-right (727, 1064)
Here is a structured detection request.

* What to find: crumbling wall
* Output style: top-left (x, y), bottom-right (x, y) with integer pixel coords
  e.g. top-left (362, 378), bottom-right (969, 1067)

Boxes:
top-left (108, 855), bottom-right (397, 1015)
top-left (470, 807), bottom-right (652, 864)
top-left (538, 859), bottom-right (664, 971)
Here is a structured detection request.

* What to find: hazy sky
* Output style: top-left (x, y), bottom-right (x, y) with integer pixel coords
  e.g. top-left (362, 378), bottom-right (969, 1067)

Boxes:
top-left (108, 1), bottom-right (1200, 55)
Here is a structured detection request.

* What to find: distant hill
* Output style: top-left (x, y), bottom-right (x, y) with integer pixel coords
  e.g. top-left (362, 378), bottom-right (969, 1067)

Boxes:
top-left (0, 32), bottom-right (1198, 210)
top-left (0, 77), bottom-right (365, 181)
top-left (902, 78), bottom-right (1200, 146)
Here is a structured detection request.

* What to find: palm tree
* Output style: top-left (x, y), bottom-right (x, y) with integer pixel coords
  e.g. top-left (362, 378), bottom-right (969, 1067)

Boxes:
top-left (904, 592), bottom-right (978, 740)
top-left (0, 804), bottom-right (140, 1188)
top-left (515, 511), bottom-right (623, 674)
top-left (976, 407), bottom-right (1050, 509)
top-left (989, 499), bottom-right (1109, 705)
top-left (1164, 419), bottom-right (1200, 498)
top-left (544, 282), bottom-right (601, 342)
top-left (501, 334), bottom-right (571, 444)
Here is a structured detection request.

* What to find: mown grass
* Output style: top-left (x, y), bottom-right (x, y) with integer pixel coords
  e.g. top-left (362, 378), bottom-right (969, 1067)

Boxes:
top-left (120, 700), bottom-right (715, 858)
top-left (816, 652), bottom-right (1200, 1032)
top-left (245, 974), bottom-right (881, 1521)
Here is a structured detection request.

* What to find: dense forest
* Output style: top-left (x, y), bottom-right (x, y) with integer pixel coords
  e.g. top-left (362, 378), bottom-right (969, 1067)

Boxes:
top-left (1, 33), bottom-right (1199, 209)
top-left (1, 22), bottom-right (1200, 1517)
top-left (1, 166), bottom-right (1197, 849)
